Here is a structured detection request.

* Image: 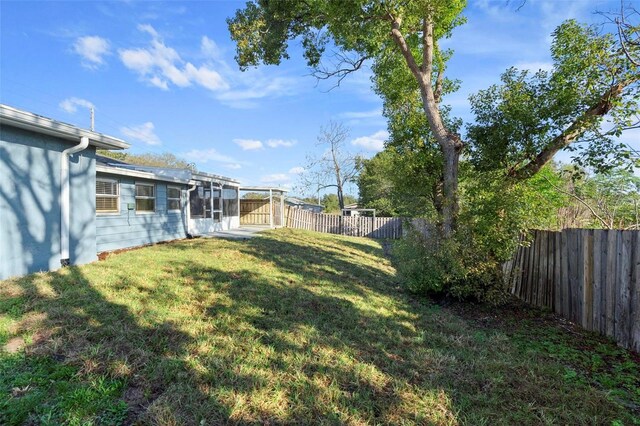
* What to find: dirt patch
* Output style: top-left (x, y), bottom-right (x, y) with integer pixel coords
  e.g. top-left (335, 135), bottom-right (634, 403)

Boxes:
top-left (97, 238), bottom-right (187, 261)
top-left (4, 337), bottom-right (25, 354)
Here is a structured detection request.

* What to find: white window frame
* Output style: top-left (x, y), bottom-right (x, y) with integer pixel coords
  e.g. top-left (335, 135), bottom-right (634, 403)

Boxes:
top-left (96, 178), bottom-right (120, 215)
top-left (167, 185), bottom-right (182, 212)
top-left (135, 182), bottom-right (156, 214)
top-left (212, 184), bottom-right (222, 223)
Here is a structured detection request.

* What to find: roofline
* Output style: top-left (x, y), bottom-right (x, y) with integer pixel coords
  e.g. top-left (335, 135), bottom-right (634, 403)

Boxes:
top-left (192, 171), bottom-right (240, 186)
top-left (240, 186), bottom-right (289, 193)
top-left (286, 198), bottom-right (323, 208)
top-left (0, 104), bottom-right (129, 150)
top-left (97, 165), bottom-right (190, 184)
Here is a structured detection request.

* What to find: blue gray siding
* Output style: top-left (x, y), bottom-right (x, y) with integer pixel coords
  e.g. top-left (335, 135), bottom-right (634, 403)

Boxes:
top-left (95, 173), bottom-right (188, 253)
top-left (0, 125), bottom-right (96, 280)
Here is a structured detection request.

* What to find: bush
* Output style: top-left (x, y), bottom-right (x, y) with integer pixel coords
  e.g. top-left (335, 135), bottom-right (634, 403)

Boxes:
top-left (392, 227), bottom-right (508, 304)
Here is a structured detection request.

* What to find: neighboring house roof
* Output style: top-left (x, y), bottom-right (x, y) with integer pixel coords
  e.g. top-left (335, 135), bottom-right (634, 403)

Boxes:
top-left (0, 104), bottom-right (129, 150)
top-left (344, 203), bottom-right (359, 209)
top-left (240, 186), bottom-right (288, 193)
top-left (286, 197), bottom-right (323, 208)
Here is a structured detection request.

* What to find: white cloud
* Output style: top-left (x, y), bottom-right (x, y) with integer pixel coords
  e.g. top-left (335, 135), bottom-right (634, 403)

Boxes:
top-left (73, 36), bottom-right (110, 69)
top-left (215, 75), bottom-right (300, 109)
top-left (351, 130), bottom-right (388, 152)
top-left (339, 109), bottom-right (382, 119)
top-left (181, 148), bottom-right (237, 164)
top-left (201, 36), bottom-right (222, 60)
top-left (120, 122), bottom-right (161, 146)
top-left (59, 97), bottom-right (95, 114)
top-left (116, 25), bottom-right (301, 108)
top-left (266, 139), bottom-right (296, 148)
top-left (288, 166), bottom-right (305, 174)
top-left (119, 24), bottom-right (228, 93)
top-left (515, 61), bottom-right (554, 73)
top-left (234, 138), bottom-right (264, 151)
top-left (137, 23), bottom-right (159, 38)
top-left (224, 163), bottom-right (242, 170)
top-left (261, 173), bottom-right (290, 183)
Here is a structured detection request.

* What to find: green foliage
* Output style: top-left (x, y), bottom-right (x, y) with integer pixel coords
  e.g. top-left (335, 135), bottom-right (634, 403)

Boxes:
top-left (392, 165), bottom-right (570, 303)
top-left (468, 20), bottom-right (639, 176)
top-left (242, 192), bottom-right (267, 200)
top-left (228, 1), bottom-right (466, 72)
top-left (557, 167), bottom-right (640, 229)
top-left (357, 148), bottom-right (439, 218)
top-left (98, 150), bottom-right (197, 172)
top-left (321, 193), bottom-right (357, 213)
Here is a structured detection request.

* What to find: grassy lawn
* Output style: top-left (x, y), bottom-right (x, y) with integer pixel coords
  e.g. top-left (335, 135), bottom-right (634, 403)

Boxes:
top-left (1, 228), bottom-right (638, 425)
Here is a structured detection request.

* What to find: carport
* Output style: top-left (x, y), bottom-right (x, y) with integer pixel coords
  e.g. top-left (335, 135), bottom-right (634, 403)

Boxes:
top-left (239, 186), bottom-right (288, 228)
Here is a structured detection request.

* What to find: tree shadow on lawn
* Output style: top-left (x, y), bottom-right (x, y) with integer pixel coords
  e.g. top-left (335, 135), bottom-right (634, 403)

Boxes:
top-left (2, 231), bottom-right (635, 425)
top-left (169, 232), bottom-right (635, 425)
top-left (0, 267), bottom-right (228, 425)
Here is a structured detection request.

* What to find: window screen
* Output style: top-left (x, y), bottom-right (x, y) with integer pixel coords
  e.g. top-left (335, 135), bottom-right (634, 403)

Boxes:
top-left (223, 187), bottom-right (238, 216)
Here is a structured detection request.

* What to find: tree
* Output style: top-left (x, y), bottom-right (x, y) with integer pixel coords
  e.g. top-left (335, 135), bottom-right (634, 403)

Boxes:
top-left (321, 193), bottom-right (358, 214)
top-left (228, 0), bottom-right (466, 237)
top-left (468, 20), bottom-right (639, 179)
top-left (297, 121), bottom-right (361, 211)
top-left (98, 150), bottom-right (197, 172)
top-left (357, 147), bottom-right (440, 218)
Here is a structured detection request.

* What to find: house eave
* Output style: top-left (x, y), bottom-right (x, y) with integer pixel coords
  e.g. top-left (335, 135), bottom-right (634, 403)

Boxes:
top-left (97, 165), bottom-right (190, 184)
top-left (0, 104), bottom-right (129, 150)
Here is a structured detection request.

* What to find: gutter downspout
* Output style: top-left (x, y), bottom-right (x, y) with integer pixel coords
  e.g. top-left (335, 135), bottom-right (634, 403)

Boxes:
top-left (186, 182), bottom-right (197, 238)
top-left (60, 136), bottom-right (89, 266)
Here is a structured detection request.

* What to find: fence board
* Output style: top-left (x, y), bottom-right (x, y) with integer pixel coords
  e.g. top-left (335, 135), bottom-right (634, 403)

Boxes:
top-left (506, 228), bottom-right (639, 352)
top-left (284, 207), bottom-right (404, 239)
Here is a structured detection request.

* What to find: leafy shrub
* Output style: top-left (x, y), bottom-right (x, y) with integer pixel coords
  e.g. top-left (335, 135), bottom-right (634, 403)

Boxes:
top-left (393, 226), bottom-right (508, 304)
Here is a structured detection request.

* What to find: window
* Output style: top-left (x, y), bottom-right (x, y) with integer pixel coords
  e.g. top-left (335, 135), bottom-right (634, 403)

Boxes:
top-left (135, 183), bottom-right (155, 212)
top-left (96, 178), bottom-right (119, 213)
top-left (223, 186), bottom-right (238, 217)
top-left (167, 186), bottom-right (181, 211)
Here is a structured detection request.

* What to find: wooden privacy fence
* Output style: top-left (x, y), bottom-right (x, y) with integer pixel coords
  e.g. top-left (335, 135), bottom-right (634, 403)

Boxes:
top-left (504, 229), bottom-right (640, 351)
top-left (285, 206), bottom-right (403, 239)
top-left (240, 199), bottom-right (283, 226)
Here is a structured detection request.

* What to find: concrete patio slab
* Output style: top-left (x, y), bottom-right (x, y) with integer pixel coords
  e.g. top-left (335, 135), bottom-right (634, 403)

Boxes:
top-left (199, 226), bottom-right (271, 240)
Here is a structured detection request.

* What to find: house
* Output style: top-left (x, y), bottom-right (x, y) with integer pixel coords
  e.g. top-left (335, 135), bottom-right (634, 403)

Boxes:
top-left (342, 203), bottom-right (361, 216)
top-left (0, 104), bottom-right (251, 280)
top-left (285, 197), bottom-right (324, 214)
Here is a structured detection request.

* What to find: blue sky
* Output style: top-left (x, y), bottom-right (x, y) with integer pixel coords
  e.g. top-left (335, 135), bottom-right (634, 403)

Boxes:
top-left (1, 0), bottom-right (637, 197)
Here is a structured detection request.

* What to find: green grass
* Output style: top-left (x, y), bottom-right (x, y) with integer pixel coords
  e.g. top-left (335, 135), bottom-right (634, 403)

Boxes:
top-left (1, 228), bottom-right (638, 425)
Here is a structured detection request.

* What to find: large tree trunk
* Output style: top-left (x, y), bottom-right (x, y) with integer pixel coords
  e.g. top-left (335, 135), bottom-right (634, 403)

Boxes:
top-left (441, 142), bottom-right (461, 236)
top-left (390, 16), bottom-right (464, 239)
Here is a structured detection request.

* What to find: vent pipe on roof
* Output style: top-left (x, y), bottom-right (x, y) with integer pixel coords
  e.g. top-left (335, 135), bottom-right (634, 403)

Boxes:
top-left (60, 136), bottom-right (90, 266)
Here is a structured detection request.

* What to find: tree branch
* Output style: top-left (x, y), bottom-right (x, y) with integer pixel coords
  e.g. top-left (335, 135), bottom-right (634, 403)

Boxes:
top-left (390, 18), bottom-right (422, 79)
top-left (311, 52), bottom-right (371, 90)
top-left (509, 76), bottom-right (639, 179)
top-left (542, 176), bottom-right (612, 229)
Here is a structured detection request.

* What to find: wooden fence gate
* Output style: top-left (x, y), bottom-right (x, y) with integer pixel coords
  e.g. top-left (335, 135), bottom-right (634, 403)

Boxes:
top-left (240, 199), bottom-right (271, 225)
